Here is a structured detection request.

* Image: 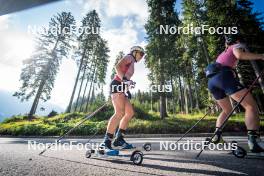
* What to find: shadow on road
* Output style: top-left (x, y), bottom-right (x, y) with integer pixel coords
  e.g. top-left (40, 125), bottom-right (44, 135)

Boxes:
top-left (39, 152), bottom-right (251, 176)
top-left (143, 152), bottom-right (264, 175)
top-left (40, 155), bottom-right (163, 176)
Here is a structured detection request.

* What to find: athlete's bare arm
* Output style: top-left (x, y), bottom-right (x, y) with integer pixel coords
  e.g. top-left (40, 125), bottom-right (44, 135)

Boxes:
top-left (233, 48), bottom-right (264, 61)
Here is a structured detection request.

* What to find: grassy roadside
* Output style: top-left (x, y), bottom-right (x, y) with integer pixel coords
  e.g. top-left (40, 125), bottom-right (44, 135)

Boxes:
top-left (1, 112), bottom-right (263, 136)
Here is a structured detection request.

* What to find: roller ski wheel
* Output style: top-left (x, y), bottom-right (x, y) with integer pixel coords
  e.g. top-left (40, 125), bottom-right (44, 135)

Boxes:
top-left (85, 149), bottom-right (93, 158)
top-left (130, 150), bottom-right (143, 165)
top-left (143, 143), bottom-right (151, 151)
top-left (85, 148), bottom-right (106, 158)
top-left (232, 145), bottom-right (247, 158)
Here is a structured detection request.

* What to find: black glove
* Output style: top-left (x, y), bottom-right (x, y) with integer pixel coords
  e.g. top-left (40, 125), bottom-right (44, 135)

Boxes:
top-left (125, 91), bottom-right (132, 99)
top-left (122, 76), bottom-right (128, 81)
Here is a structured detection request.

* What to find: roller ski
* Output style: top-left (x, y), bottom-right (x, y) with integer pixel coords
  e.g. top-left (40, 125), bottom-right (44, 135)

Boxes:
top-left (85, 139), bottom-right (144, 165)
top-left (85, 135), bottom-right (151, 165)
top-left (85, 147), bottom-right (144, 165)
top-left (232, 131), bottom-right (264, 158)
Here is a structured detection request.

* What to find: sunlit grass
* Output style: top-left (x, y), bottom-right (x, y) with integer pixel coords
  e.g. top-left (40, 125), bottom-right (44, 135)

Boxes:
top-left (0, 112), bottom-right (263, 136)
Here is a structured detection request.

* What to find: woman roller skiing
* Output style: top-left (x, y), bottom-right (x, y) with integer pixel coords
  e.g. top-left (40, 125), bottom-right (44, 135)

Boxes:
top-left (206, 34), bottom-right (264, 153)
top-left (100, 46), bottom-right (145, 154)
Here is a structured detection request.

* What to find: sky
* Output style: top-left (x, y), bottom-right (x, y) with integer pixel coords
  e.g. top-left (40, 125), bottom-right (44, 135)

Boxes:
top-left (0, 0), bottom-right (151, 111)
top-left (0, 0), bottom-right (263, 112)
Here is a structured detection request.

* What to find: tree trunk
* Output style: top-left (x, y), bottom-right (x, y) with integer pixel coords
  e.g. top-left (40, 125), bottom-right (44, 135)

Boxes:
top-left (28, 79), bottom-right (46, 119)
top-left (193, 81), bottom-right (200, 110)
top-left (159, 78), bottom-right (167, 119)
top-left (158, 56), bottom-right (167, 119)
top-left (29, 39), bottom-right (59, 118)
top-left (85, 82), bottom-right (94, 112)
top-left (184, 85), bottom-right (189, 114)
top-left (80, 72), bottom-right (91, 112)
top-left (178, 75), bottom-right (184, 113)
top-left (150, 89), bottom-right (153, 112)
top-left (85, 67), bottom-right (97, 112)
top-left (186, 75), bottom-right (193, 113)
top-left (33, 95), bottom-right (40, 115)
top-left (175, 79), bottom-right (178, 113)
top-left (74, 64), bottom-right (87, 112)
top-left (170, 76), bottom-right (176, 114)
top-left (66, 49), bottom-right (86, 113)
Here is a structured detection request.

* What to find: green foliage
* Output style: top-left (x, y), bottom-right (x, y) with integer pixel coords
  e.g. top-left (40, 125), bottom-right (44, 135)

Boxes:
top-left (68, 10), bottom-right (109, 113)
top-left (145, 0), bottom-right (181, 118)
top-left (14, 12), bottom-right (76, 102)
top-left (7, 2), bottom-right (264, 133)
top-left (1, 110), bottom-right (262, 136)
top-left (2, 115), bottom-right (35, 123)
top-left (14, 12), bottom-right (76, 117)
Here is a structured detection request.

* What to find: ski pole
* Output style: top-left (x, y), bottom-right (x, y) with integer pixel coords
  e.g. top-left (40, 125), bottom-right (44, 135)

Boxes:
top-left (196, 69), bottom-right (264, 158)
top-left (174, 107), bottom-right (213, 144)
top-left (39, 102), bottom-right (109, 155)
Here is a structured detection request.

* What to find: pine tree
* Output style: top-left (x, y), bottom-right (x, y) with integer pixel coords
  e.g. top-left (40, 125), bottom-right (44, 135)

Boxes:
top-left (84, 37), bottom-right (109, 112)
top-left (145, 0), bottom-right (180, 119)
top-left (14, 12), bottom-right (75, 119)
top-left (66, 10), bottom-right (103, 113)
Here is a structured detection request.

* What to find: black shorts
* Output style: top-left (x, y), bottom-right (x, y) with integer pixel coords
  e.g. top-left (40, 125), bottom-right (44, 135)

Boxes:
top-left (109, 80), bottom-right (132, 99)
top-left (110, 79), bottom-right (125, 94)
top-left (208, 70), bottom-right (245, 100)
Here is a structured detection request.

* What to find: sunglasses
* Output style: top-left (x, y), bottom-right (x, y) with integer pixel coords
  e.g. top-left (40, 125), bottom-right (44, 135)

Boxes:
top-left (139, 52), bottom-right (145, 56)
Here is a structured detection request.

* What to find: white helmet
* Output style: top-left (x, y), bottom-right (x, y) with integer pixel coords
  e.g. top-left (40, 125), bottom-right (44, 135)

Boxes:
top-left (130, 46), bottom-right (145, 54)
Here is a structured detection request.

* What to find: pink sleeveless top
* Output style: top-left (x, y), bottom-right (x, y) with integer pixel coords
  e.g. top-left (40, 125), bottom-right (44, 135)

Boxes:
top-left (114, 54), bottom-right (135, 81)
top-left (216, 43), bottom-right (247, 68)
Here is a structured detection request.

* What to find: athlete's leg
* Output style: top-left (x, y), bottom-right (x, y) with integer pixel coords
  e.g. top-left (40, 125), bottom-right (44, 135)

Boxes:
top-left (119, 99), bottom-right (134, 130)
top-left (114, 98), bottom-right (135, 149)
top-left (106, 93), bottom-right (126, 133)
top-left (102, 93), bottom-right (126, 149)
top-left (230, 88), bottom-right (259, 130)
top-left (230, 88), bottom-right (264, 152)
top-left (212, 97), bottom-right (233, 143)
top-left (215, 97), bottom-right (233, 127)
top-left (207, 72), bottom-right (232, 143)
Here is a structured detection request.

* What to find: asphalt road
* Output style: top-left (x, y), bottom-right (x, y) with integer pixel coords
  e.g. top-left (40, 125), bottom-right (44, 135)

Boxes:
top-left (0, 136), bottom-right (263, 176)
